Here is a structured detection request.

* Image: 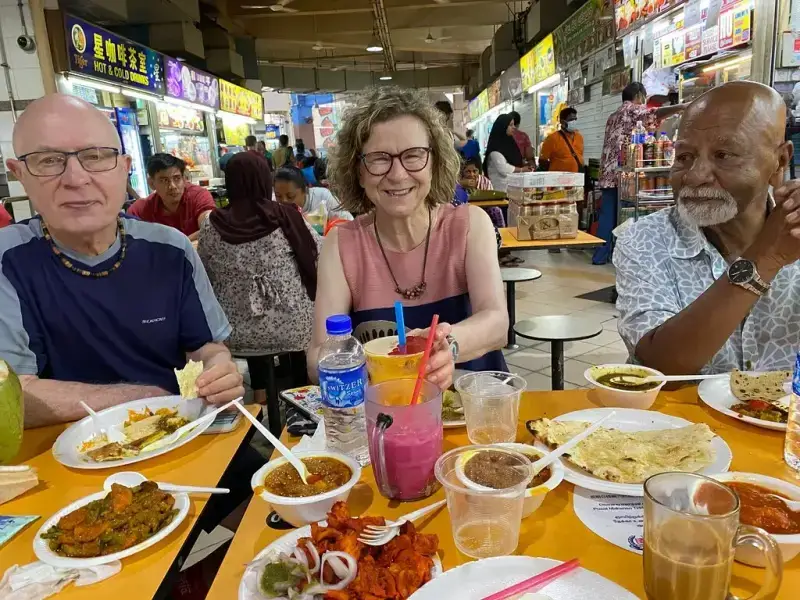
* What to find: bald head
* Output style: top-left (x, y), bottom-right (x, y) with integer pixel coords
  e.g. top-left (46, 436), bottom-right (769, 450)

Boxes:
top-left (680, 81), bottom-right (786, 146)
top-left (13, 94), bottom-right (121, 156)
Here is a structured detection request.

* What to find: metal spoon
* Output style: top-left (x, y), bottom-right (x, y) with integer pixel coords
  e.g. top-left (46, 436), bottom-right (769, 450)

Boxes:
top-left (104, 471), bottom-right (229, 495)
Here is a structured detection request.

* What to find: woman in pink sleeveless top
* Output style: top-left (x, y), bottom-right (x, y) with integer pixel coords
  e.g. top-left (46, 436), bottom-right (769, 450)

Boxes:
top-left (307, 87), bottom-right (508, 388)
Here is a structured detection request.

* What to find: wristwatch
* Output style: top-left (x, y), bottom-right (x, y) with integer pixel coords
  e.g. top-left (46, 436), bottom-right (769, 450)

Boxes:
top-left (727, 258), bottom-right (770, 297)
top-left (446, 334), bottom-right (460, 363)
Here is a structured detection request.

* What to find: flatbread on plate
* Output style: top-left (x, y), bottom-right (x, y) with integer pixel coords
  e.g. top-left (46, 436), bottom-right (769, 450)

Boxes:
top-left (730, 369), bottom-right (790, 403)
top-left (174, 360), bottom-right (204, 399)
top-left (529, 418), bottom-right (716, 484)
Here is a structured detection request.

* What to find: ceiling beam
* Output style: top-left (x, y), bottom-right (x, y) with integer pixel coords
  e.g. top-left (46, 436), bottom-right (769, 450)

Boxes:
top-left (231, 0), bottom-right (527, 18)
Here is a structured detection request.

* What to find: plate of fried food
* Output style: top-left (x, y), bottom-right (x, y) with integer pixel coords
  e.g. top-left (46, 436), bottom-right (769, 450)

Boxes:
top-left (239, 501), bottom-right (441, 600)
top-left (527, 408), bottom-right (732, 496)
top-left (698, 369), bottom-right (790, 431)
top-left (34, 480), bottom-right (189, 568)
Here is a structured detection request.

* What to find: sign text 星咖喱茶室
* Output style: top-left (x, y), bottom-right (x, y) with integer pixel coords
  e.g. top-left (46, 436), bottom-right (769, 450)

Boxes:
top-left (65, 15), bottom-right (164, 94)
top-left (164, 58), bottom-right (220, 110)
top-left (219, 79), bottom-right (264, 121)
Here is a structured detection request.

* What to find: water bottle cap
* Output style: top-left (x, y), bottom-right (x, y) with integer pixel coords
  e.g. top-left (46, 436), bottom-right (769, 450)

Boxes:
top-left (326, 314), bottom-right (353, 335)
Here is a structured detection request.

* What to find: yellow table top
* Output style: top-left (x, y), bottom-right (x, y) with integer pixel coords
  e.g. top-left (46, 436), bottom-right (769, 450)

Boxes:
top-left (206, 388), bottom-right (799, 599)
top-left (500, 227), bottom-right (604, 249)
top-left (470, 199), bottom-right (509, 208)
top-left (0, 405), bottom-right (259, 599)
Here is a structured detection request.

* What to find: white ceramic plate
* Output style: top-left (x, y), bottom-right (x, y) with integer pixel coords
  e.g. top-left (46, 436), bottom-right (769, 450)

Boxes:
top-left (239, 523), bottom-right (443, 600)
top-left (53, 396), bottom-right (215, 470)
top-left (407, 556), bottom-right (638, 600)
top-left (532, 407), bottom-right (733, 497)
top-left (698, 373), bottom-right (789, 432)
top-left (443, 369), bottom-right (467, 429)
top-left (33, 487), bottom-right (190, 568)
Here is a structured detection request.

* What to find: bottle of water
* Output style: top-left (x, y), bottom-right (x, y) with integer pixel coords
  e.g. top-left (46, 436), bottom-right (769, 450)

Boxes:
top-left (318, 315), bottom-right (369, 465)
top-left (785, 352), bottom-right (800, 471)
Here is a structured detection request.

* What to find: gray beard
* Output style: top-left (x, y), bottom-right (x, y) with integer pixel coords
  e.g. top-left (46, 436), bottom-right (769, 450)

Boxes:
top-left (676, 189), bottom-right (739, 227)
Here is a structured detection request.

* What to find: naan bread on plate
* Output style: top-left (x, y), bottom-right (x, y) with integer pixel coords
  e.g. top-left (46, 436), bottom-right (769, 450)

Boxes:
top-left (730, 369), bottom-right (790, 403)
top-left (529, 418), bottom-right (716, 484)
top-left (174, 359), bottom-right (204, 399)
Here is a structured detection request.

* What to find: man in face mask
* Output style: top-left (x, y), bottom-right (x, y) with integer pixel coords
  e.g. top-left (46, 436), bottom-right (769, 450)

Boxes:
top-left (614, 81), bottom-right (800, 375)
top-left (538, 107), bottom-right (584, 172)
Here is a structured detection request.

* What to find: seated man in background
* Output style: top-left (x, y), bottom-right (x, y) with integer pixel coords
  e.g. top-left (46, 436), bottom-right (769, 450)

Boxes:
top-left (614, 81), bottom-right (800, 374)
top-left (0, 95), bottom-right (243, 428)
top-left (128, 153), bottom-right (216, 240)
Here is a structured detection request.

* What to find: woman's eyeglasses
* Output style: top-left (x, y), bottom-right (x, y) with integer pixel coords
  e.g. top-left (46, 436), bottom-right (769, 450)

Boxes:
top-left (360, 147), bottom-right (431, 176)
top-left (17, 147), bottom-right (120, 177)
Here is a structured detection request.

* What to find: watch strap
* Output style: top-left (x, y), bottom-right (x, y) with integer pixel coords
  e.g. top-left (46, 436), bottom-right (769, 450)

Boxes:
top-left (728, 259), bottom-right (770, 297)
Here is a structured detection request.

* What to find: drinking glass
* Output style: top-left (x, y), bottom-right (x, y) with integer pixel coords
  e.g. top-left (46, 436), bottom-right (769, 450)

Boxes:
top-left (366, 378), bottom-right (442, 501)
top-left (643, 472), bottom-right (782, 600)
top-left (455, 372), bottom-right (526, 444)
top-left (435, 445), bottom-right (532, 559)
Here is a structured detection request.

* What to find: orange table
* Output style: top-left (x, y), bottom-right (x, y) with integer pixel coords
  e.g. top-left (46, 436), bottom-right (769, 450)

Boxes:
top-left (206, 388), bottom-right (799, 599)
top-left (500, 227), bottom-right (604, 250)
top-left (470, 199), bottom-right (509, 208)
top-left (0, 405), bottom-right (260, 599)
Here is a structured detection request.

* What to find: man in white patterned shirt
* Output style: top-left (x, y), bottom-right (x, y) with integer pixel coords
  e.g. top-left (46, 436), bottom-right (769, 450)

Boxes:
top-left (614, 81), bottom-right (800, 374)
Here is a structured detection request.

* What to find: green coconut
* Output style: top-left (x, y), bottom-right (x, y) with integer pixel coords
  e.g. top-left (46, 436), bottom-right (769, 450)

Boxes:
top-left (0, 359), bottom-right (23, 464)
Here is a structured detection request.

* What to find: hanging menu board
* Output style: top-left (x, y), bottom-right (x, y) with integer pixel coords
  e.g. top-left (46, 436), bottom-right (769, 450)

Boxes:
top-left (219, 79), bottom-right (264, 120)
top-left (521, 49), bottom-right (536, 91)
top-left (164, 58), bottom-right (219, 110)
top-left (614, 0), bottom-right (684, 37)
top-left (533, 34), bottom-right (556, 83)
top-left (554, 0), bottom-right (616, 69)
top-left (65, 14), bottom-right (164, 94)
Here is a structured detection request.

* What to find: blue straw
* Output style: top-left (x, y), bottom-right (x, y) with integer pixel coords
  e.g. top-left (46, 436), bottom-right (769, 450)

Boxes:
top-left (394, 301), bottom-right (407, 348)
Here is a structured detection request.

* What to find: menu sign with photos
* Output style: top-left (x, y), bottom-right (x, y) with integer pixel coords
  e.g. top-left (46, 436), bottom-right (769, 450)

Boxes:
top-left (533, 34), bottom-right (556, 83)
top-left (165, 58), bottom-right (219, 110)
top-left (553, 0), bottom-right (616, 69)
top-left (521, 49), bottom-right (536, 91)
top-left (65, 15), bottom-right (164, 94)
top-left (157, 105), bottom-right (206, 133)
top-left (219, 79), bottom-right (264, 120)
top-left (615, 0), bottom-right (683, 36)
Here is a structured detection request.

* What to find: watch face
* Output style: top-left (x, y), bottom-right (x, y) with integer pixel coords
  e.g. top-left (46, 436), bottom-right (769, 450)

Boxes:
top-left (729, 260), bottom-right (755, 284)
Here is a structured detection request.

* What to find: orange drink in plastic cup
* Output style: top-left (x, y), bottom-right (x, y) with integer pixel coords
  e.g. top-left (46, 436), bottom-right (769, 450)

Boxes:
top-left (364, 335), bottom-right (426, 384)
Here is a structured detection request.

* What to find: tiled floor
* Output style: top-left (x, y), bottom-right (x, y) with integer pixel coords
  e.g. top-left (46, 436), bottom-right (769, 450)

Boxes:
top-left (503, 249), bottom-right (621, 389)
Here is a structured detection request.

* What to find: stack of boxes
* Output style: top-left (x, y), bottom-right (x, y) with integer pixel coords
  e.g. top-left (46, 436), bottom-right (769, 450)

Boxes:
top-left (506, 172), bottom-right (584, 241)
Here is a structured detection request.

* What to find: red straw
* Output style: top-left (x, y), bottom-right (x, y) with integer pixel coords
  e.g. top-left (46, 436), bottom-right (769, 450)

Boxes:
top-left (410, 314), bottom-right (439, 405)
top-left (479, 558), bottom-right (580, 600)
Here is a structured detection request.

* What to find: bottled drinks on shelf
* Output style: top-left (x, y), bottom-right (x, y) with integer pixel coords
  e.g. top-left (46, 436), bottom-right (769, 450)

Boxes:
top-left (317, 314), bottom-right (369, 465)
top-left (786, 353), bottom-right (800, 471)
top-left (629, 120), bottom-right (646, 169)
top-left (643, 129), bottom-right (657, 168)
top-left (660, 132), bottom-right (674, 167)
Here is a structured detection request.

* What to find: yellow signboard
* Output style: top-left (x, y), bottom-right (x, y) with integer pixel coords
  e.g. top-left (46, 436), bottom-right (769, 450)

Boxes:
top-left (477, 89), bottom-right (489, 116)
top-left (520, 49), bottom-right (536, 91)
top-left (219, 79), bottom-right (264, 120)
top-left (533, 34), bottom-right (556, 84)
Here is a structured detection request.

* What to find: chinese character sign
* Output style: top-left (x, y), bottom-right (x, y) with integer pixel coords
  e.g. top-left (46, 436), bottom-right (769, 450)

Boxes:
top-left (164, 58), bottom-right (220, 110)
top-left (65, 15), bottom-right (164, 94)
top-left (219, 79), bottom-right (264, 120)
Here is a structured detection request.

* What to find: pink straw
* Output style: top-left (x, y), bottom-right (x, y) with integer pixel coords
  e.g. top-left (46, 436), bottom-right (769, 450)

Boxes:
top-left (410, 314), bottom-right (439, 406)
top-left (479, 558), bottom-right (580, 600)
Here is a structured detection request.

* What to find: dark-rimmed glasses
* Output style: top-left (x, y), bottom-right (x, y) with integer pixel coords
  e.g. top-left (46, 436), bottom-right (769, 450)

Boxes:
top-left (18, 147), bottom-right (120, 177)
top-left (360, 147), bottom-right (431, 176)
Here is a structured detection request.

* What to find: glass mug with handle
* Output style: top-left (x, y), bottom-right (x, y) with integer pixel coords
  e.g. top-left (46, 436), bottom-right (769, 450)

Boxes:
top-left (643, 472), bottom-right (782, 600)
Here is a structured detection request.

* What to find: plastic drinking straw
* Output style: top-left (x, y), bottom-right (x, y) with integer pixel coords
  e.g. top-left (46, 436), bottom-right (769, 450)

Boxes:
top-left (480, 558), bottom-right (580, 600)
top-left (410, 314), bottom-right (439, 406)
top-left (394, 301), bottom-right (407, 350)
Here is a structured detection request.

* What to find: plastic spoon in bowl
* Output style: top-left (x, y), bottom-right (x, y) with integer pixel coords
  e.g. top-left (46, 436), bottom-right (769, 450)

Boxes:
top-left (607, 373), bottom-right (726, 386)
top-left (767, 494), bottom-right (800, 511)
top-left (104, 471), bottom-right (230, 495)
top-left (80, 401), bottom-right (126, 443)
top-left (232, 400), bottom-right (310, 484)
top-left (530, 411), bottom-right (616, 476)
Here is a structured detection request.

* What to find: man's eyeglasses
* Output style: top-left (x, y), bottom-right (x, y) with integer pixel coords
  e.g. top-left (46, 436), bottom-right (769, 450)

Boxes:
top-left (18, 147), bottom-right (120, 177)
top-left (360, 147), bottom-right (431, 176)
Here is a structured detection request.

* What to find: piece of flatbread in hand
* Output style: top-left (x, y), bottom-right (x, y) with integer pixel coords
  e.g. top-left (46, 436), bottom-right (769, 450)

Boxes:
top-left (730, 369), bottom-right (790, 403)
top-left (174, 360), bottom-right (204, 399)
top-left (529, 418), bottom-right (716, 484)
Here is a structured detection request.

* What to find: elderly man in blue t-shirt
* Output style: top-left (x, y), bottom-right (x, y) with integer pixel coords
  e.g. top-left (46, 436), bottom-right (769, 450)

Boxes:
top-left (0, 95), bottom-right (244, 428)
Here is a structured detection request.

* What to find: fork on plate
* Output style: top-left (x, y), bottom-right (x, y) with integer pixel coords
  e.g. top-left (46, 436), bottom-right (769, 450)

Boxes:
top-left (357, 499), bottom-right (447, 546)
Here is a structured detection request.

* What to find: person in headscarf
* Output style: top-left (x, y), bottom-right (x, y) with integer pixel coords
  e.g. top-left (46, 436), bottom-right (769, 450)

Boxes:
top-left (483, 113), bottom-right (528, 191)
top-left (198, 152), bottom-right (321, 405)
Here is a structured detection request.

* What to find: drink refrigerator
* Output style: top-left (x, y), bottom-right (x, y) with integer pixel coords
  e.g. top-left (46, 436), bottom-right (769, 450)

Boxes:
top-left (114, 107), bottom-right (148, 198)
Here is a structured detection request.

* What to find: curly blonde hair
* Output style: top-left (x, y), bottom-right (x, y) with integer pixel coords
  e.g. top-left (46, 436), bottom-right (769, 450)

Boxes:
top-left (328, 86), bottom-right (461, 214)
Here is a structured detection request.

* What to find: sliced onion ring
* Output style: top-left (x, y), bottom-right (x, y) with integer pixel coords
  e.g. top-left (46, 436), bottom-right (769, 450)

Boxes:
top-left (305, 540), bottom-right (320, 574)
top-left (317, 551), bottom-right (358, 591)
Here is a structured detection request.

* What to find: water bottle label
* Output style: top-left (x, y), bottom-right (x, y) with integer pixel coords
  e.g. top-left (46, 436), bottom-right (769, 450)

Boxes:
top-left (319, 364), bottom-right (367, 408)
top-left (793, 352), bottom-right (800, 396)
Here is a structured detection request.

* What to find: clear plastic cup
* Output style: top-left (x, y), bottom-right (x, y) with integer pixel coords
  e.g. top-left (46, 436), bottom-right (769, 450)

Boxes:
top-left (435, 445), bottom-right (533, 559)
top-left (455, 371), bottom-right (526, 444)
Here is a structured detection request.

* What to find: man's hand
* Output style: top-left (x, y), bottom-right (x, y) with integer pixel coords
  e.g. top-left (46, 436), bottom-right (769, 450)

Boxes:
top-left (744, 181), bottom-right (800, 278)
top-left (407, 323), bottom-right (455, 391)
top-left (195, 353), bottom-right (244, 404)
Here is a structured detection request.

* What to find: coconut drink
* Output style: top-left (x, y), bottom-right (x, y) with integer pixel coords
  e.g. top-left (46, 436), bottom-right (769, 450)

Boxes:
top-left (0, 359), bottom-right (23, 464)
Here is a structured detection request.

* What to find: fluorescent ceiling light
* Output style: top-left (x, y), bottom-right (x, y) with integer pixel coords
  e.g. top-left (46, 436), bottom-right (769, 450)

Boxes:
top-left (527, 73), bottom-right (561, 95)
top-left (366, 33), bottom-right (383, 52)
top-left (162, 95), bottom-right (217, 114)
top-left (66, 75), bottom-right (120, 94)
top-left (379, 73), bottom-right (393, 80)
top-left (122, 89), bottom-right (159, 101)
top-left (702, 54), bottom-right (751, 73)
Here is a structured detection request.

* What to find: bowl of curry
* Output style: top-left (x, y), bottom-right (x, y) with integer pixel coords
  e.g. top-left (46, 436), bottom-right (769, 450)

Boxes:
top-left (33, 481), bottom-right (190, 568)
top-left (710, 472), bottom-right (800, 566)
top-left (584, 364), bottom-right (667, 410)
top-left (251, 451), bottom-right (362, 527)
top-left (497, 443), bottom-right (565, 518)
